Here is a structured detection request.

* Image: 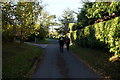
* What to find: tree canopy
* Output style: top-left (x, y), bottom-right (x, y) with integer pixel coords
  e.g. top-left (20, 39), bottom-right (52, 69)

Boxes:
top-left (58, 8), bottom-right (75, 34)
top-left (1, 1), bottom-right (57, 43)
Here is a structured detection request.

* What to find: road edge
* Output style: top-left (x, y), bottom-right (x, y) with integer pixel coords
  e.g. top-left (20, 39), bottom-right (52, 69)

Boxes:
top-left (26, 54), bottom-right (45, 78)
top-left (70, 50), bottom-right (104, 78)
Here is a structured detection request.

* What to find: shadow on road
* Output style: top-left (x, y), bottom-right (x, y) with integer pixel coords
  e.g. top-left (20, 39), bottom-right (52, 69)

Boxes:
top-left (31, 39), bottom-right (100, 78)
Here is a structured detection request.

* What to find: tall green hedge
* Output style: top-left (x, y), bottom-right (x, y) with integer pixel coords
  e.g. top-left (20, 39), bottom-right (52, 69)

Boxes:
top-left (70, 17), bottom-right (120, 56)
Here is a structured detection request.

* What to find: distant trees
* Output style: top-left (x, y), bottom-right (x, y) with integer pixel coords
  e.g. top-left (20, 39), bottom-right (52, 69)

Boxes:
top-left (35, 11), bottom-right (56, 39)
top-left (59, 8), bottom-right (75, 34)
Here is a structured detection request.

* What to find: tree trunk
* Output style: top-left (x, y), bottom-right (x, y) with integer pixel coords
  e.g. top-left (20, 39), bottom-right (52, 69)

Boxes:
top-left (20, 30), bottom-right (24, 44)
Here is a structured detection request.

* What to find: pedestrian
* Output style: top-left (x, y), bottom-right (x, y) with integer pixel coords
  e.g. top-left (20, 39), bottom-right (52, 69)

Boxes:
top-left (58, 36), bottom-right (65, 52)
top-left (65, 36), bottom-right (70, 51)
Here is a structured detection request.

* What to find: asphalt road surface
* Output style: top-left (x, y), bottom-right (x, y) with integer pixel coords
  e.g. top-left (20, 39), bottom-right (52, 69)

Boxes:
top-left (31, 39), bottom-right (100, 78)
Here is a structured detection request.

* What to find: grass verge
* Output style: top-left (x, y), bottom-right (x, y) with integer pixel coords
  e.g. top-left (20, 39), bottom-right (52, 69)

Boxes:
top-left (34, 38), bottom-right (51, 44)
top-left (2, 42), bottom-right (44, 78)
top-left (70, 45), bottom-right (120, 80)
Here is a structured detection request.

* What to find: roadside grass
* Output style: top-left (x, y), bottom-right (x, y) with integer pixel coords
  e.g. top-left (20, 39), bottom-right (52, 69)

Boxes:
top-left (70, 44), bottom-right (120, 80)
top-left (49, 38), bottom-right (58, 40)
top-left (2, 42), bottom-right (44, 78)
top-left (32, 38), bottom-right (51, 44)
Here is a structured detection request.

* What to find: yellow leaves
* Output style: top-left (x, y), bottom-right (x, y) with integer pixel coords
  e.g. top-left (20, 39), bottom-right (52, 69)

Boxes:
top-left (72, 30), bottom-right (77, 40)
top-left (35, 32), bottom-right (39, 36)
top-left (34, 23), bottom-right (40, 30)
top-left (84, 27), bottom-right (90, 36)
top-left (109, 55), bottom-right (120, 62)
top-left (6, 24), bottom-right (13, 31)
top-left (115, 41), bottom-right (119, 45)
top-left (69, 23), bottom-right (75, 31)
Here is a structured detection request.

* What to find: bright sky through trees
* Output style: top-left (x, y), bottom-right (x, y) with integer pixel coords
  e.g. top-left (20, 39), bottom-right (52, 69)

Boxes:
top-left (42, 0), bottom-right (95, 31)
top-left (43, 0), bottom-right (82, 31)
top-left (43, 0), bottom-right (95, 17)
top-left (43, 0), bottom-right (82, 18)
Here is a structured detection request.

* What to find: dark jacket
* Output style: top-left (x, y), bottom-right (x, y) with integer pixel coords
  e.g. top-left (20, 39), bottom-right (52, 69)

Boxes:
top-left (66, 37), bottom-right (70, 44)
top-left (58, 37), bottom-right (65, 45)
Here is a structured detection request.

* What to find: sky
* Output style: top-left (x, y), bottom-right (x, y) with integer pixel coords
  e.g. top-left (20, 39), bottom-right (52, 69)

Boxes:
top-left (42, 0), bottom-right (95, 31)
top-left (42, 0), bottom-right (83, 31)
top-left (43, 0), bottom-right (95, 17)
top-left (43, 0), bottom-right (82, 18)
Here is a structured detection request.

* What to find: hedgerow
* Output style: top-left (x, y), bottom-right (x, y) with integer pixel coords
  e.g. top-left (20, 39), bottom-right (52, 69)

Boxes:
top-left (69, 17), bottom-right (120, 60)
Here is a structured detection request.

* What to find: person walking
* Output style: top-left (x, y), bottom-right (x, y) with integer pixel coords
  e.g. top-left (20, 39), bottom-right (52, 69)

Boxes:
top-left (65, 36), bottom-right (70, 51)
top-left (58, 36), bottom-right (65, 52)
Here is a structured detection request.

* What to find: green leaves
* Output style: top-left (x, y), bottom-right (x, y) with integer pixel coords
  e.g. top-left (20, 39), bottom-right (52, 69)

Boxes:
top-left (59, 8), bottom-right (75, 33)
top-left (73, 2), bottom-right (120, 62)
top-left (70, 17), bottom-right (120, 59)
top-left (85, 2), bottom-right (120, 23)
top-left (2, 1), bottom-right (52, 42)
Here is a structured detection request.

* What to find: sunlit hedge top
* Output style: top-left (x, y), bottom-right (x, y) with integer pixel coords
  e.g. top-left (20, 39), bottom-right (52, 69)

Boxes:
top-left (69, 17), bottom-right (120, 61)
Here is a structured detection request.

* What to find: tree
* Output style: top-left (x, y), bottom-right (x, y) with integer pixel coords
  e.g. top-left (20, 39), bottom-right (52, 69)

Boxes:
top-left (2, 1), bottom-right (44, 43)
top-left (15, 1), bottom-right (43, 43)
top-left (59, 8), bottom-right (75, 33)
top-left (75, 2), bottom-right (120, 30)
top-left (2, 2), bottom-right (17, 42)
top-left (33, 11), bottom-right (57, 40)
top-left (86, 2), bottom-right (120, 21)
top-left (38, 11), bottom-right (56, 28)
top-left (77, 2), bottom-right (93, 28)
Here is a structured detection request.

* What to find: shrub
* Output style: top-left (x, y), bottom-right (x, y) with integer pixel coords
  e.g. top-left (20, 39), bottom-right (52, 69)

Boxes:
top-left (70, 17), bottom-right (120, 60)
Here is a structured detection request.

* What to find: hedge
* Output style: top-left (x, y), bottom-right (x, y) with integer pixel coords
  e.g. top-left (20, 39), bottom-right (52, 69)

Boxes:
top-left (69, 17), bottom-right (120, 57)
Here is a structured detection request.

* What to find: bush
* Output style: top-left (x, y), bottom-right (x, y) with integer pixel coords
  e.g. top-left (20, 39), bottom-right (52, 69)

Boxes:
top-left (70, 17), bottom-right (120, 57)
